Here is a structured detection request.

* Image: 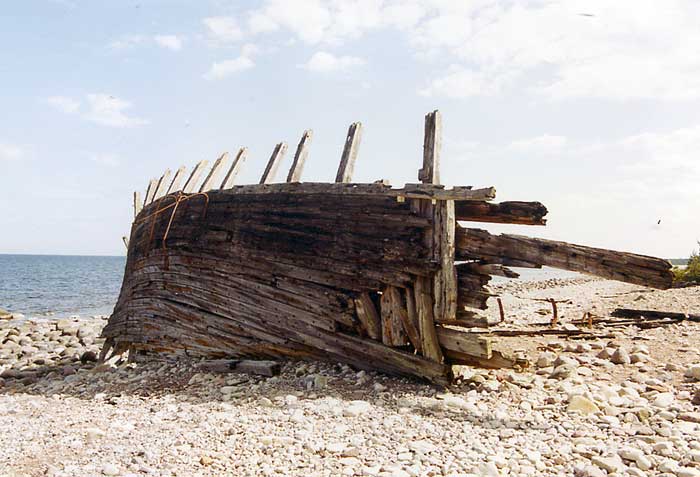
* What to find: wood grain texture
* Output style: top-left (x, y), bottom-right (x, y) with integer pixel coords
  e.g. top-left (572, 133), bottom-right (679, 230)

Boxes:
top-left (287, 130), bottom-right (313, 183)
top-left (419, 110), bottom-right (441, 184)
top-left (260, 142), bottom-right (288, 184)
top-left (335, 122), bottom-right (362, 183)
top-left (153, 170), bottom-right (172, 202)
top-left (199, 152), bottom-right (229, 192)
top-left (220, 148), bottom-right (247, 189)
top-left (182, 160), bottom-right (209, 193)
top-left (143, 178), bottom-right (158, 206)
top-left (455, 201), bottom-right (548, 225)
top-left (166, 166), bottom-right (188, 195)
top-left (354, 292), bottom-right (381, 340)
top-left (133, 191), bottom-right (142, 218)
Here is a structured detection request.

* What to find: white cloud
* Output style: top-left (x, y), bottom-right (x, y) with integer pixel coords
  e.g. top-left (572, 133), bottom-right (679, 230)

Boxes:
top-left (109, 34), bottom-right (145, 50)
top-left (510, 135), bottom-right (568, 152)
top-left (304, 51), bottom-right (365, 73)
top-left (0, 142), bottom-right (24, 162)
top-left (83, 94), bottom-right (149, 128)
top-left (203, 16), bottom-right (243, 43)
top-left (154, 35), bottom-right (183, 51)
top-left (47, 96), bottom-right (80, 114)
top-left (420, 65), bottom-right (509, 98)
top-left (203, 56), bottom-right (255, 80)
top-left (89, 153), bottom-right (120, 167)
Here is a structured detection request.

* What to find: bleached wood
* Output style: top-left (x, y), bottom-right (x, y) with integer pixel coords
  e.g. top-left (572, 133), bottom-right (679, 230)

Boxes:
top-left (143, 178), bottom-right (158, 206)
top-left (199, 152), bottom-right (229, 192)
top-left (133, 191), bottom-right (142, 218)
top-left (380, 286), bottom-right (409, 347)
top-left (354, 292), bottom-right (381, 340)
top-left (166, 166), bottom-right (187, 195)
top-left (152, 169), bottom-right (172, 201)
top-left (419, 110), bottom-right (441, 184)
top-left (220, 148), bottom-right (247, 189)
top-left (335, 122), bottom-right (363, 183)
top-left (287, 130), bottom-right (313, 182)
top-left (182, 160), bottom-right (209, 193)
top-left (260, 142), bottom-right (288, 184)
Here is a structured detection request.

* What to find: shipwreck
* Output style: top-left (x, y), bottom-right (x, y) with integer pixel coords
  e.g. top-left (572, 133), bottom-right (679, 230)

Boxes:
top-left (103, 110), bottom-right (673, 384)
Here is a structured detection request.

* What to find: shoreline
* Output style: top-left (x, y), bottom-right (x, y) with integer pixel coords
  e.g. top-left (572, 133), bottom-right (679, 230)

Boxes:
top-left (1, 279), bottom-right (699, 476)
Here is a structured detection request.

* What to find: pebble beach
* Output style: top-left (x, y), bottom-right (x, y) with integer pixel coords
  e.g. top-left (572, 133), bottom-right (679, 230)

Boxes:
top-left (1, 278), bottom-right (699, 477)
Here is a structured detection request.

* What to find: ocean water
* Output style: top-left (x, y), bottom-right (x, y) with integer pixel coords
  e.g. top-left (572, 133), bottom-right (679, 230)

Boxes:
top-left (0, 254), bottom-right (581, 320)
top-left (0, 255), bottom-right (126, 319)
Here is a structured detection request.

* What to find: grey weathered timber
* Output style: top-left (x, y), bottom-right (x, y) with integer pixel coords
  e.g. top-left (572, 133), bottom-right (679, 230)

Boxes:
top-left (414, 276), bottom-right (443, 362)
top-left (199, 152), bottom-right (229, 192)
top-left (152, 169), bottom-right (172, 201)
top-left (335, 122), bottom-right (362, 183)
top-left (133, 191), bottom-right (142, 218)
top-left (456, 201), bottom-right (547, 225)
top-left (143, 178), bottom-right (158, 206)
top-left (166, 166), bottom-right (188, 195)
top-left (456, 227), bottom-right (673, 289)
top-left (419, 110), bottom-right (441, 184)
top-left (354, 292), bottom-right (381, 340)
top-left (287, 130), bottom-right (313, 182)
top-left (182, 160), bottom-right (209, 193)
top-left (260, 142), bottom-right (288, 184)
top-left (220, 148), bottom-right (247, 189)
top-left (433, 200), bottom-right (457, 322)
top-left (380, 286), bottom-right (409, 347)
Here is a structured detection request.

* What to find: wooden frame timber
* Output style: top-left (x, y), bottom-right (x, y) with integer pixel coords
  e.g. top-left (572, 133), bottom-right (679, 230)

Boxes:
top-left (103, 110), bottom-right (673, 384)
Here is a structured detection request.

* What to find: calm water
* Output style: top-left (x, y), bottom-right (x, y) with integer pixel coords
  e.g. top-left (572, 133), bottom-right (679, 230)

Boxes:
top-left (0, 255), bottom-right (126, 319)
top-left (0, 255), bottom-right (580, 320)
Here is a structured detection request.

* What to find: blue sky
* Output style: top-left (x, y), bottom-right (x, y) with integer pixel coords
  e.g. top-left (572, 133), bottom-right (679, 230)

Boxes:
top-left (1, 0), bottom-right (699, 257)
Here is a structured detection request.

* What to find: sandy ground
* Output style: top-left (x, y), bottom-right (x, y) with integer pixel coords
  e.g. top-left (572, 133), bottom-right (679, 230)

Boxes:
top-left (1, 279), bottom-right (699, 477)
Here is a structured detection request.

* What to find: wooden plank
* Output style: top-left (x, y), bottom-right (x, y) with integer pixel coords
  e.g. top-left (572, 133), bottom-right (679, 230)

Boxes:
top-left (433, 200), bottom-right (457, 321)
top-left (133, 191), bottom-right (142, 218)
top-left (166, 166), bottom-right (187, 195)
top-left (419, 110), bottom-right (441, 184)
top-left (436, 326), bottom-right (491, 359)
top-left (260, 142), bottom-right (288, 184)
top-left (455, 201), bottom-right (548, 225)
top-left (199, 152), bottom-right (229, 192)
top-left (380, 286), bottom-right (409, 347)
top-left (335, 122), bottom-right (363, 183)
top-left (143, 178), bottom-right (158, 206)
top-left (152, 169), bottom-right (172, 201)
top-left (457, 262), bottom-right (520, 279)
top-left (414, 276), bottom-right (443, 362)
top-left (354, 292), bottom-right (381, 340)
top-left (287, 130), bottom-right (313, 183)
top-left (455, 227), bottom-right (673, 289)
top-left (220, 148), bottom-right (247, 189)
top-left (399, 287), bottom-right (422, 352)
top-left (182, 160), bottom-right (209, 193)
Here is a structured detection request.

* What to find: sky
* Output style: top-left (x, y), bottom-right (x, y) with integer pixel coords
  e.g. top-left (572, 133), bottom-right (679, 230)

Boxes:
top-left (1, 0), bottom-right (698, 258)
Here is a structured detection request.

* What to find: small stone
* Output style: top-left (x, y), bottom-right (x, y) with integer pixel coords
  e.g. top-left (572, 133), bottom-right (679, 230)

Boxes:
top-left (611, 348), bottom-right (631, 365)
top-left (102, 464), bottom-right (120, 476)
top-left (590, 455), bottom-right (623, 473)
top-left (536, 352), bottom-right (556, 368)
top-left (652, 392), bottom-right (674, 408)
top-left (582, 465), bottom-right (606, 477)
top-left (200, 455), bottom-right (213, 466)
top-left (677, 468), bottom-right (700, 477)
top-left (567, 395), bottom-right (599, 415)
top-left (657, 459), bottom-right (679, 473)
top-left (343, 400), bottom-right (370, 417)
top-left (685, 364), bottom-right (700, 381)
top-left (80, 350), bottom-right (98, 363)
top-left (679, 412), bottom-right (700, 423)
top-left (550, 364), bottom-right (577, 379)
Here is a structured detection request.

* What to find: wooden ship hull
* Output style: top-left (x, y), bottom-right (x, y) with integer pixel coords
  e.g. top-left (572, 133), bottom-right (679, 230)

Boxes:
top-left (103, 111), bottom-right (673, 384)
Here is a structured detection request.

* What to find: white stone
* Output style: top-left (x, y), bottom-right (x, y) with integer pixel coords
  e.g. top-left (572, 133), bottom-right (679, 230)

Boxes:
top-left (567, 396), bottom-right (600, 415)
top-left (685, 364), bottom-right (700, 381)
top-left (678, 468), bottom-right (700, 477)
top-left (102, 464), bottom-right (120, 476)
top-left (653, 392), bottom-right (675, 408)
top-left (590, 455), bottom-right (624, 473)
top-left (343, 400), bottom-right (371, 417)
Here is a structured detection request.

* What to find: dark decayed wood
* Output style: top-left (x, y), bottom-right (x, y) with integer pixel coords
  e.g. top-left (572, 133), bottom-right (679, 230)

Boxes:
top-left (354, 292), bottom-right (381, 340)
top-left (336, 122), bottom-right (362, 183)
top-left (260, 143), bottom-right (288, 184)
top-left (182, 160), bottom-right (209, 193)
top-left (220, 148), bottom-right (247, 189)
top-left (287, 130), bottom-right (312, 183)
top-left (380, 286), bottom-right (410, 347)
top-left (455, 201), bottom-right (548, 225)
top-left (199, 152), bottom-right (229, 192)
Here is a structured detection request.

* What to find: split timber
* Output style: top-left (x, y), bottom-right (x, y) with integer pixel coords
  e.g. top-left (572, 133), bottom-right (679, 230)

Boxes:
top-left (103, 110), bottom-right (673, 384)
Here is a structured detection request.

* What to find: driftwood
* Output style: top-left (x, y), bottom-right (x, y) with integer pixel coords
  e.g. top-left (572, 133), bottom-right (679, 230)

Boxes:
top-left (105, 110), bottom-right (674, 384)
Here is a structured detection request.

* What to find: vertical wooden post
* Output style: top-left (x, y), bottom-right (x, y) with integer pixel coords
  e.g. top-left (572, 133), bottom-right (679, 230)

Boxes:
top-left (260, 142), bottom-right (288, 184)
top-left (380, 286), bottom-right (409, 347)
top-left (354, 292), bottom-right (381, 341)
top-left (152, 169), bottom-right (172, 201)
top-left (335, 122), bottom-right (362, 183)
top-left (143, 178), bottom-right (158, 207)
top-left (199, 152), bottom-right (229, 192)
top-left (419, 110), bottom-right (441, 184)
top-left (220, 148), bottom-right (247, 189)
top-left (182, 160), bottom-right (209, 193)
top-left (287, 130), bottom-right (313, 182)
top-left (166, 166), bottom-right (187, 195)
top-left (133, 191), bottom-right (142, 218)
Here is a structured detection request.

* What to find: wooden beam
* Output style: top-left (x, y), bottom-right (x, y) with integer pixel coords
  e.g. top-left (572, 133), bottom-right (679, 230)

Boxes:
top-left (455, 227), bottom-right (674, 289)
top-left (133, 191), bottom-right (142, 218)
top-left (166, 166), bottom-right (187, 195)
top-left (457, 262), bottom-right (520, 278)
top-left (436, 326), bottom-right (491, 359)
top-left (414, 276), bottom-right (443, 362)
top-left (287, 130), bottom-right (313, 183)
top-left (433, 200), bottom-right (457, 321)
top-left (199, 152), bottom-right (229, 192)
top-left (380, 286), bottom-right (409, 347)
top-left (335, 122), bottom-right (363, 183)
top-left (143, 178), bottom-right (158, 207)
top-left (260, 142), bottom-right (288, 184)
top-left (399, 287), bottom-right (422, 352)
top-left (354, 292), bottom-right (381, 340)
top-left (455, 201), bottom-right (548, 225)
top-left (220, 148), bottom-right (248, 189)
top-left (182, 160), bottom-right (209, 193)
top-left (419, 110), bottom-right (441, 184)
top-left (152, 169), bottom-right (172, 201)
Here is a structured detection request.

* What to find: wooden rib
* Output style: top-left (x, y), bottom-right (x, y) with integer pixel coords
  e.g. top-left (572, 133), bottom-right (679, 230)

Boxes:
top-left (380, 286), bottom-right (409, 347)
top-left (433, 199), bottom-right (457, 321)
top-left (166, 166), bottom-right (187, 195)
top-left (152, 169), bottom-right (172, 201)
top-left (335, 122), bottom-right (363, 183)
top-left (354, 292), bottom-right (381, 340)
top-left (133, 191), bottom-right (142, 218)
top-left (220, 148), bottom-right (247, 189)
top-left (287, 130), bottom-right (313, 183)
top-left (143, 178), bottom-right (158, 207)
top-left (455, 201), bottom-right (548, 225)
top-left (182, 160), bottom-right (209, 193)
top-left (419, 110), bottom-right (441, 184)
top-left (260, 143), bottom-right (288, 184)
top-left (414, 276), bottom-right (443, 362)
top-left (199, 152), bottom-right (229, 192)
top-left (401, 287), bottom-right (422, 352)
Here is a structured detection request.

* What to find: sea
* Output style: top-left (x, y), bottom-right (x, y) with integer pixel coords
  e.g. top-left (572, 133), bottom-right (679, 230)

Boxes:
top-left (0, 254), bottom-right (582, 320)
